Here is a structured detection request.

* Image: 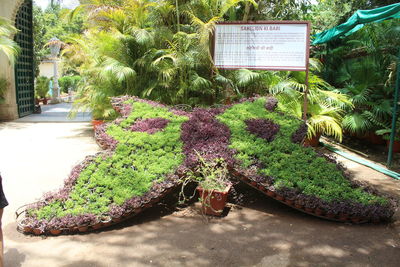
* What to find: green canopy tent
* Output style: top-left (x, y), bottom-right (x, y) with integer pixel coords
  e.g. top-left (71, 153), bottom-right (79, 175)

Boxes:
top-left (312, 3), bottom-right (400, 167)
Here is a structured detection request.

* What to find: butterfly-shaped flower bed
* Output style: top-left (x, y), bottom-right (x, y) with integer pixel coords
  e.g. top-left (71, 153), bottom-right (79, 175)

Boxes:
top-left (17, 96), bottom-right (397, 235)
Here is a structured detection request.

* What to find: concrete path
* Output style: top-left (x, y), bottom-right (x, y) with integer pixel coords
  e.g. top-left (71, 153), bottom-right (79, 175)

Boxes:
top-left (0, 121), bottom-right (399, 267)
top-left (15, 102), bottom-right (91, 122)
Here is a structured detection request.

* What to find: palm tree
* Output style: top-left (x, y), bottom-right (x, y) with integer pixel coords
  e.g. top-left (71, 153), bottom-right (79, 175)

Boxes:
top-left (0, 17), bottom-right (20, 62)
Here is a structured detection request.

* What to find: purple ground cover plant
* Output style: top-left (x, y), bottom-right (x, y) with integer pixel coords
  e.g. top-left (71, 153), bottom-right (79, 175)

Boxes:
top-left (291, 122), bottom-right (307, 144)
top-left (245, 119), bottom-right (280, 142)
top-left (181, 108), bottom-right (236, 168)
top-left (95, 123), bottom-right (119, 150)
top-left (130, 118), bottom-right (170, 134)
top-left (265, 97), bottom-right (278, 111)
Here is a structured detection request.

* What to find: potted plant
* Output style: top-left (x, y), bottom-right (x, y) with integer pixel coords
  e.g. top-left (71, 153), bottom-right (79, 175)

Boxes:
top-left (35, 76), bottom-right (50, 105)
top-left (183, 153), bottom-right (232, 216)
top-left (376, 128), bottom-right (400, 153)
top-left (75, 214), bottom-right (97, 232)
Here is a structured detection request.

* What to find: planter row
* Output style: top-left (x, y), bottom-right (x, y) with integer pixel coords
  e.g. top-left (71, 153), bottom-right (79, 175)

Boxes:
top-left (229, 167), bottom-right (384, 224)
top-left (16, 181), bottom-right (180, 236)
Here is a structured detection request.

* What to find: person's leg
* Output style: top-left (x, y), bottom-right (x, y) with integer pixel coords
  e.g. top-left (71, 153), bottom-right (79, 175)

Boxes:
top-left (0, 208), bottom-right (4, 267)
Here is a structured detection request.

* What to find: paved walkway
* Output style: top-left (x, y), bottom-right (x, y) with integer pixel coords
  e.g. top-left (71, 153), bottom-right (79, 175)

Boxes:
top-left (0, 121), bottom-right (399, 266)
top-left (16, 102), bottom-right (91, 122)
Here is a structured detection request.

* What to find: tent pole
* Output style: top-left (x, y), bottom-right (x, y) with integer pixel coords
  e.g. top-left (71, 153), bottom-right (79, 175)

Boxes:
top-left (387, 49), bottom-right (400, 167)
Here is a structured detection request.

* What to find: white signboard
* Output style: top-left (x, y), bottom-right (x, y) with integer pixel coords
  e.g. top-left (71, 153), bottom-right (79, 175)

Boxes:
top-left (213, 22), bottom-right (310, 71)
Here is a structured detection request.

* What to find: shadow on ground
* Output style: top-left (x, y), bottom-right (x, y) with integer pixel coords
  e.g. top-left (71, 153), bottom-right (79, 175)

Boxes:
top-left (8, 185), bottom-right (400, 267)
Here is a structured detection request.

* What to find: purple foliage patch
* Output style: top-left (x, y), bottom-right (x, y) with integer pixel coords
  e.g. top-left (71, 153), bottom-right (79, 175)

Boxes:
top-left (181, 108), bottom-right (236, 168)
top-left (130, 118), bottom-right (170, 134)
top-left (291, 122), bottom-right (307, 144)
top-left (94, 123), bottom-right (119, 150)
top-left (245, 119), bottom-right (280, 142)
top-left (265, 97), bottom-right (278, 111)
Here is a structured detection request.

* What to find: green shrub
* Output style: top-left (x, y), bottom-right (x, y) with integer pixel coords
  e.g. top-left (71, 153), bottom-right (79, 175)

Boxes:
top-left (35, 76), bottom-right (50, 98)
top-left (59, 75), bottom-right (81, 93)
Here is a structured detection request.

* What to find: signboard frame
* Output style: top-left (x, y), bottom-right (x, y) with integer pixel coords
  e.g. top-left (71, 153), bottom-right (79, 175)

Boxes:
top-left (211, 21), bottom-right (311, 120)
top-left (212, 21), bottom-right (311, 71)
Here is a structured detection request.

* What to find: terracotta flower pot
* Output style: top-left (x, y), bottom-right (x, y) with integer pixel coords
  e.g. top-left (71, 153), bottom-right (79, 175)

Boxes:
top-left (364, 132), bottom-right (385, 145)
top-left (339, 213), bottom-right (349, 221)
top-left (350, 217), bottom-right (361, 223)
top-left (258, 185), bottom-right (267, 192)
top-left (50, 229), bottom-right (62, 235)
top-left (294, 204), bottom-right (303, 210)
top-left (304, 133), bottom-right (322, 147)
top-left (315, 207), bottom-right (325, 216)
top-left (285, 199), bottom-right (294, 206)
top-left (197, 185), bottom-right (231, 216)
top-left (266, 191), bottom-right (276, 197)
top-left (78, 226), bottom-right (89, 232)
top-left (23, 226), bottom-right (33, 234)
top-left (276, 194), bottom-right (284, 201)
top-left (386, 140), bottom-right (400, 153)
top-left (33, 228), bottom-right (43, 235)
top-left (305, 207), bottom-right (314, 213)
top-left (92, 223), bottom-right (103, 230)
top-left (92, 119), bottom-right (105, 129)
top-left (326, 212), bottom-right (336, 219)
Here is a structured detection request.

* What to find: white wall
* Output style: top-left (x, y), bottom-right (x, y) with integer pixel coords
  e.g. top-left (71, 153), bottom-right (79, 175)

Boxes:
top-left (0, 0), bottom-right (26, 120)
top-left (38, 60), bottom-right (62, 79)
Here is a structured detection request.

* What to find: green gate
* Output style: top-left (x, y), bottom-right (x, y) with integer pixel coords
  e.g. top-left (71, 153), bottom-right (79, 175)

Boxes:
top-left (14, 0), bottom-right (34, 117)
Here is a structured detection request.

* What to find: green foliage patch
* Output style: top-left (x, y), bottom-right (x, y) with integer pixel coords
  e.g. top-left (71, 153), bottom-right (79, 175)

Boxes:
top-left (33, 101), bottom-right (187, 220)
top-left (217, 98), bottom-right (386, 205)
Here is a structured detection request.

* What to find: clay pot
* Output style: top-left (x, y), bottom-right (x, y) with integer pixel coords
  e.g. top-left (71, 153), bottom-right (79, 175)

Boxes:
top-left (350, 217), bottom-right (362, 223)
top-left (386, 140), bottom-right (400, 153)
top-left (197, 185), bottom-right (231, 216)
top-left (258, 185), bottom-right (267, 192)
top-left (33, 228), bottom-right (43, 235)
top-left (266, 191), bottom-right (276, 197)
top-left (294, 204), bottom-right (303, 210)
top-left (285, 199), bottom-right (294, 206)
top-left (305, 207), bottom-right (314, 213)
top-left (112, 217), bottom-right (122, 223)
top-left (364, 132), bottom-right (385, 145)
top-left (78, 226), bottom-right (89, 232)
top-left (250, 181), bottom-right (257, 186)
top-left (338, 213), bottom-right (349, 221)
top-left (92, 119), bottom-right (105, 129)
top-left (326, 212), bottom-right (336, 219)
top-left (304, 133), bottom-right (322, 147)
top-left (315, 208), bottom-right (325, 216)
top-left (23, 226), bottom-right (33, 234)
top-left (135, 208), bottom-right (143, 214)
top-left (276, 194), bottom-right (284, 201)
top-left (50, 229), bottom-right (62, 235)
top-left (92, 222), bottom-right (103, 230)
top-left (371, 217), bottom-right (380, 224)
top-left (102, 221), bottom-right (112, 227)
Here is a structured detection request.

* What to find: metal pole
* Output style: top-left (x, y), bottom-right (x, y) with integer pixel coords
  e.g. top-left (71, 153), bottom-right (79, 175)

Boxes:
top-left (303, 68), bottom-right (310, 121)
top-left (387, 49), bottom-right (400, 167)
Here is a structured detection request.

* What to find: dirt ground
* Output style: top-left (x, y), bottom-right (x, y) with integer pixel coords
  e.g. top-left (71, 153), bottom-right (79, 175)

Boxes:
top-left (0, 122), bottom-right (399, 267)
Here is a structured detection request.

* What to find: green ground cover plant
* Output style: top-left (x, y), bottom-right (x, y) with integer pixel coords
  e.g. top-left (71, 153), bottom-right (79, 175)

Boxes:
top-left (217, 98), bottom-right (386, 205)
top-left (29, 100), bottom-right (187, 221)
top-left (21, 96), bottom-right (396, 234)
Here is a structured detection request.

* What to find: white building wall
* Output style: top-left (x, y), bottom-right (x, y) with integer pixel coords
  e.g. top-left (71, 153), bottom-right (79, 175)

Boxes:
top-left (0, 0), bottom-right (26, 120)
top-left (39, 60), bottom-right (62, 79)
